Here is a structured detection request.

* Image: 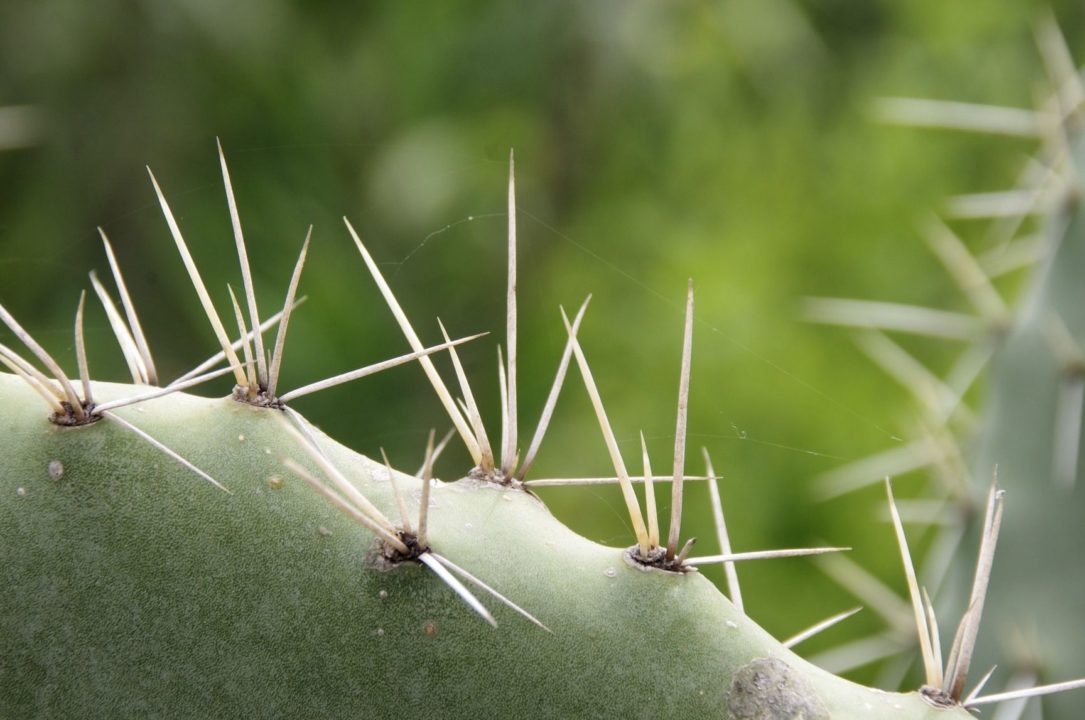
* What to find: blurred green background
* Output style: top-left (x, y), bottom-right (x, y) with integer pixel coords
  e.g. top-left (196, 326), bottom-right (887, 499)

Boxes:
top-left (1, 0), bottom-right (1080, 693)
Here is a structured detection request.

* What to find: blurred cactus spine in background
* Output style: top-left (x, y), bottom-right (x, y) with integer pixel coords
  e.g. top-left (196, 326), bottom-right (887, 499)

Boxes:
top-left (806, 14), bottom-right (1085, 718)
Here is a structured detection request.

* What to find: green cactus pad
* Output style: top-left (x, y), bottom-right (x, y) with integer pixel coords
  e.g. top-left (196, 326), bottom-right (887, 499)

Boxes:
top-left (0, 373), bottom-right (971, 719)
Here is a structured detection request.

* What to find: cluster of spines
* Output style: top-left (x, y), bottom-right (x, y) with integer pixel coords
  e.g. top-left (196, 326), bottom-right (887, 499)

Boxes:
top-left (2, 115), bottom-right (1084, 712)
top-left (0, 140), bottom-right (852, 633)
top-left (801, 12), bottom-right (1085, 712)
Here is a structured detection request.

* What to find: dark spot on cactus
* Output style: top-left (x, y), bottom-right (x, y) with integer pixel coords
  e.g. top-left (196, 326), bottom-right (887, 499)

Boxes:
top-left (231, 385), bottom-right (285, 410)
top-left (467, 466), bottom-right (505, 484)
top-left (727, 658), bottom-right (828, 720)
top-left (266, 475), bottom-right (283, 490)
top-left (466, 465), bottom-right (529, 491)
top-left (364, 531), bottom-right (428, 571)
top-left (49, 401), bottom-right (102, 427)
top-left (919, 686), bottom-right (957, 709)
top-left (622, 545), bottom-right (696, 574)
top-left (423, 620), bottom-right (438, 638)
top-left (47, 460), bottom-right (63, 480)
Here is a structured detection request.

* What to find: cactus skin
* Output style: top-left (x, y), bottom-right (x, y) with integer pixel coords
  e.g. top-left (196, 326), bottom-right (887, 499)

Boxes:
top-left (0, 373), bottom-right (970, 719)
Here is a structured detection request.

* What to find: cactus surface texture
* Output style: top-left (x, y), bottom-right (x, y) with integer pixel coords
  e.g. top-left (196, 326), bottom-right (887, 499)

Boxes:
top-left (2, 372), bottom-right (970, 719)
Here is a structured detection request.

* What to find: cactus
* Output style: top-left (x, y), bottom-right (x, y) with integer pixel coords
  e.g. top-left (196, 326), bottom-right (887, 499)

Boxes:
top-left (0, 371), bottom-right (962, 720)
top-left (805, 15), bottom-right (1085, 719)
top-left (4, 131), bottom-right (1083, 718)
top-left (967, 116), bottom-right (1085, 720)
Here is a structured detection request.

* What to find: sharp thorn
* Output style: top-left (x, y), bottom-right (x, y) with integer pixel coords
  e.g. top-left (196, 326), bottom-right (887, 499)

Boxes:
top-left (283, 406), bottom-right (330, 462)
top-left (381, 448), bottom-right (413, 536)
top-left (703, 447), bottom-right (743, 612)
top-left (963, 665), bottom-right (998, 707)
top-left (675, 537), bottom-right (697, 564)
top-left (0, 345), bottom-right (66, 413)
top-left (74, 290), bottom-right (93, 407)
top-left (967, 678), bottom-right (1085, 707)
top-left (93, 364), bottom-right (240, 414)
top-left (522, 474), bottom-right (718, 487)
top-left (0, 301), bottom-right (84, 417)
top-left (89, 270), bottom-right (148, 384)
top-left (268, 227), bottom-right (311, 398)
top-left (438, 318), bottom-right (494, 471)
top-left (685, 546), bottom-right (849, 565)
top-left (99, 228), bottom-right (157, 383)
top-left (227, 284), bottom-right (258, 396)
top-left (515, 294), bottom-right (592, 482)
top-left (561, 305), bottom-right (651, 557)
top-left (921, 586), bottom-right (943, 683)
top-left (283, 457), bottom-right (408, 553)
top-left (504, 148), bottom-right (517, 476)
top-left (430, 551), bottom-right (549, 632)
top-left (418, 552), bottom-right (496, 627)
top-left (147, 166), bottom-right (248, 387)
top-left (666, 279), bottom-right (694, 561)
top-left (497, 344), bottom-right (510, 475)
top-left (170, 297), bottom-right (305, 387)
top-left (345, 218), bottom-right (481, 464)
top-left (945, 474), bottom-right (1005, 700)
top-left (782, 607), bottom-right (863, 650)
top-left (413, 428), bottom-right (453, 476)
top-left (640, 432), bottom-right (659, 549)
top-left (417, 429), bottom-right (436, 550)
top-left (279, 417), bottom-right (400, 538)
top-left (279, 332), bottom-right (487, 403)
top-left (218, 139), bottom-right (267, 387)
top-left (102, 410), bottom-right (230, 493)
top-left (884, 477), bottom-right (939, 687)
